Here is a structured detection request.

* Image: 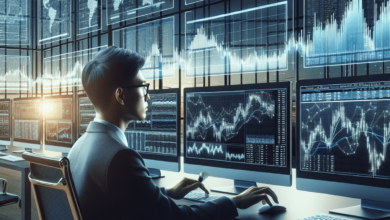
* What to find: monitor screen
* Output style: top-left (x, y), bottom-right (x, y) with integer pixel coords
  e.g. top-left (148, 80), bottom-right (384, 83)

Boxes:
top-left (125, 89), bottom-right (180, 166)
top-left (13, 97), bottom-right (42, 147)
top-left (78, 95), bottom-right (95, 137)
top-left (184, 83), bottom-right (291, 184)
top-left (44, 96), bottom-right (73, 148)
top-left (298, 77), bottom-right (390, 183)
top-left (0, 100), bottom-right (11, 141)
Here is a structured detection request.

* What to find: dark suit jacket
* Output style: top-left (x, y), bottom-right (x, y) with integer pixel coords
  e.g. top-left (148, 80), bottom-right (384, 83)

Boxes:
top-left (68, 122), bottom-right (238, 220)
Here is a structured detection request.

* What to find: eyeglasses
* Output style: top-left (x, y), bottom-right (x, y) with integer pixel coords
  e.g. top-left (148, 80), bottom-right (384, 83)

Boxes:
top-left (121, 83), bottom-right (150, 100)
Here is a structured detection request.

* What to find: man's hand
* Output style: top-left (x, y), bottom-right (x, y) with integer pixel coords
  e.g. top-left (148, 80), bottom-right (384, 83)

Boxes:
top-left (232, 186), bottom-right (278, 209)
top-left (166, 177), bottom-right (209, 200)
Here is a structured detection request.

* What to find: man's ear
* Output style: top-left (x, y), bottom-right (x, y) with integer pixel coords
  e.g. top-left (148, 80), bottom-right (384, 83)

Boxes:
top-left (115, 87), bottom-right (125, 105)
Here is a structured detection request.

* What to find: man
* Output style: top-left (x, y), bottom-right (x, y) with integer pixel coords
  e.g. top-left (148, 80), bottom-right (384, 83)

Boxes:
top-left (68, 46), bottom-right (278, 220)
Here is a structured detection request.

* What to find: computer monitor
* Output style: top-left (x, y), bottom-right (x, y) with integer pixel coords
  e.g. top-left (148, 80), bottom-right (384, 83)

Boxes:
top-left (296, 75), bottom-right (390, 219)
top-left (184, 82), bottom-right (292, 194)
top-left (0, 99), bottom-right (11, 151)
top-left (44, 95), bottom-right (74, 156)
top-left (12, 97), bottom-right (43, 152)
top-left (125, 89), bottom-right (181, 177)
top-left (77, 94), bottom-right (95, 138)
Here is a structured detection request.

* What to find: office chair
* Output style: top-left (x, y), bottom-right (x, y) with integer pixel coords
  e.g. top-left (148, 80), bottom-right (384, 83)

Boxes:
top-left (22, 152), bottom-right (83, 220)
top-left (0, 178), bottom-right (21, 207)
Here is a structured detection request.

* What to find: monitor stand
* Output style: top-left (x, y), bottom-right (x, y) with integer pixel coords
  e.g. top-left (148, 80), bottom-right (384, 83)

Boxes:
top-left (330, 200), bottom-right (390, 220)
top-left (13, 148), bottom-right (33, 153)
top-left (211, 180), bottom-right (257, 195)
top-left (0, 145), bottom-right (7, 151)
top-left (148, 168), bottom-right (165, 179)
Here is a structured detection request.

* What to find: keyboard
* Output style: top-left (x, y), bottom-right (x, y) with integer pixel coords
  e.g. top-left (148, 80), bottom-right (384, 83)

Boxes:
top-left (183, 190), bottom-right (225, 203)
top-left (299, 214), bottom-right (352, 220)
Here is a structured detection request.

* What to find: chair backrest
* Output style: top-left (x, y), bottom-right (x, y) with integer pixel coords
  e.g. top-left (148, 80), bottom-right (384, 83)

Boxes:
top-left (22, 152), bottom-right (83, 220)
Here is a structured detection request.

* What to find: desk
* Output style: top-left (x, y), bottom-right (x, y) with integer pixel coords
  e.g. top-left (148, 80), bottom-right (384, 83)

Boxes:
top-left (153, 169), bottom-right (362, 220)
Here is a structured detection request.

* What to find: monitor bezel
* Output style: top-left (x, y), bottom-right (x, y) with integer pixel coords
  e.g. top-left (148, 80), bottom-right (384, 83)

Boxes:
top-left (0, 99), bottom-right (11, 142)
top-left (13, 97), bottom-right (43, 145)
top-left (184, 82), bottom-right (292, 176)
top-left (296, 75), bottom-right (390, 189)
top-left (130, 89), bottom-right (181, 166)
top-left (44, 95), bottom-right (74, 148)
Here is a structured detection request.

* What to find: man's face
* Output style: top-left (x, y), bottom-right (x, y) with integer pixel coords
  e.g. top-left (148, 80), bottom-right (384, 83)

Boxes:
top-left (123, 71), bottom-right (150, 121)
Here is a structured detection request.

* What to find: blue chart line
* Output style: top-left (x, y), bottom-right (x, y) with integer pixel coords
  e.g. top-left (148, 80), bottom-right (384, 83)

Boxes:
top-left (301, 101), bottom-right (390, 178)
top-left (304, 0), bottom-right (390, 67)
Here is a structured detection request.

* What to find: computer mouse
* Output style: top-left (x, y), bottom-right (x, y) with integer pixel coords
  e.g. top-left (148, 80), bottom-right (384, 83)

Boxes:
top-left (258, 203), bottom-right (286, 214)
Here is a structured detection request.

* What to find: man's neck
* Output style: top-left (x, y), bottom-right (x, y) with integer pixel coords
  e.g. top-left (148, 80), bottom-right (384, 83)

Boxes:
top-left (95, 113), bottom-right (129, 132)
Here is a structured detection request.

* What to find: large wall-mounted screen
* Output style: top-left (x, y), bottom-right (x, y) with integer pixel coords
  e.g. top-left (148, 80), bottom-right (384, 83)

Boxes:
top-left (304, 0), bottom-right (390, 67)
top-left (13, 98), bottom-right (42, 144)
top-left (39, 0), bottom-right (71, 44)
top-left (185, 2), bottom-right (288, 77)
top-left (78, 0), bottom-right (101, 34)
top-left (107, 0), bottom-right (174, 24)
top-left (44, 96), bottom-right (73, 147)
top-left (0, 0), bottom-right (30, 45)
top-left (113, 16), bottom-right (176, 80)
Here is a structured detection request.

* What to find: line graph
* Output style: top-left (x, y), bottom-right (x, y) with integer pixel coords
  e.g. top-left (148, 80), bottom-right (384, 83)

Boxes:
top-left (187, 142), bottom-right (226, 160)
top-left (186, 90), bottom-right (275, 143)
top-left (0, 55), bottom-right (31, 91)
top-left (185, 2), bottom-right (288, 77)
top-left (301, 100), bottom-right (390, 178)
top-left (304, 0), bottom-right (390, 67)
top-left (113, 16), bottom-right (176, 80)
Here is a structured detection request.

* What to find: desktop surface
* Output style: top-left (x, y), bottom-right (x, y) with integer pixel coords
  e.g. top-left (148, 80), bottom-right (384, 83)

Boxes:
top-left (153, 167), bottom-right (361, 220)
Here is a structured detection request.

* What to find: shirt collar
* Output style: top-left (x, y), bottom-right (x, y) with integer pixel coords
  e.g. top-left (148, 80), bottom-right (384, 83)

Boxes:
top-left (93, 118), bottom-right (128, 147)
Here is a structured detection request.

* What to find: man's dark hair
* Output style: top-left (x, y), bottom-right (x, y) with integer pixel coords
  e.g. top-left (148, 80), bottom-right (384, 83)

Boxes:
top-left (82, 46), bottom-right (145, 110)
